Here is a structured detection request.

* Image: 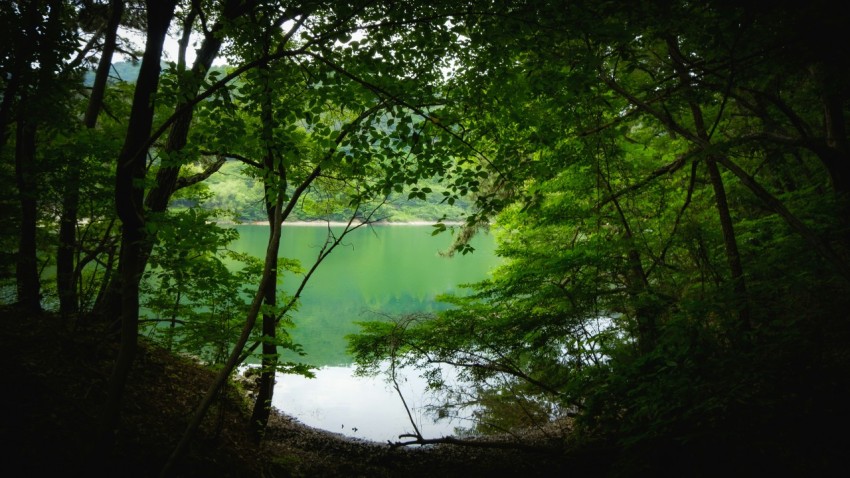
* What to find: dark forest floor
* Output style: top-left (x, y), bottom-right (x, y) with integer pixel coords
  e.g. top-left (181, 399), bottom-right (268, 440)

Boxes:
top-left (5, 306), bottom-right (846, 477)
top-left (0, 307), bottom-right (602, 477)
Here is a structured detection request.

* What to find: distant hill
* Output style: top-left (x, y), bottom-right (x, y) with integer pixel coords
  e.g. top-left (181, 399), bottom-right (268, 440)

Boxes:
top-left (196, 161), bottom-right (473, 223)
top-left (83, 60), bottom-right (144, 86)
top-left (83, 62), bottom-right (472, 223)
top-left (83, 60), bottom-right (228, 85)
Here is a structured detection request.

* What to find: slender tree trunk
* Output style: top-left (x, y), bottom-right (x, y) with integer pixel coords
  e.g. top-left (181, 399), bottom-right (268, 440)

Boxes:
top-left (249, 49), bottom-right (286, 440)
top-left (97, 0), bottom-right (176, 460)
top-left (716, 155), bottom-right (850, 282)
top-left (666, 37), bottom-right (752, 329)
top-left (161, 187), bottom-right (286, 477)
top-left (704, 156), bottom-right (751, 328)
top-left (58, 0), bottom-right (124, 316)
top-left (0, 1), bottom-right (37, 155)
top-left (810, 60), bottom-right (850, 258)
top-left (4, 11), bottom-right (35, 309)
top-left (94, 0), bottom-right (242, 320)
top-left (604, 172), bottom-right (658, 354)
top-left (12, 0), bottom-right (67, 313)
top-left (0, 71), bottom-right (21, 154)
top-left (56, 157), bottom-right (81, 316)
top-left (249, 203), bottom-right (281, 441)
top-left (14, 112), bottom-right (41, 312)
top-left (143, 6), bottom-right (235, 214)
top-left (83, 0), bottom-right (124, 130)
top-left (811, 62), bottom-right (850, 196)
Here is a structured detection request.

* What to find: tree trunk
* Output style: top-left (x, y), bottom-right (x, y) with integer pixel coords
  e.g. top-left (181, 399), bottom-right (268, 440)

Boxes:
top-left (58, 0), bottom-right (124, 316)
top-left (94, 0), bottom-right (242, 320)
top-left (14, 112), bottom-right (41, 312)
top-left (143, 3), bottom-right (236, 214)
top-left (605, 178), bottom-right (658, 354)
top-left (249, 49), bottom-right (286, 440)
top-left (97, 0), bottom-right (176, 460)
top-left (0, 1), bottom-right (38, 155)
top-left (249, 206), bottom-right (281, 442)
top-left (0, 69), bottom-right (21, 154)
top-left (161, 187), bottom-right (286, 477)
top-left (12, 0), bottom-right (65, 313)
top-left (56, 158), bottom-right (81, 316)
top-left (704, 157), bottom-right (751, 329)
top-left (666, 37), bottom-right (752, 329)
top-left (811, 61), bottom-right (850, 196)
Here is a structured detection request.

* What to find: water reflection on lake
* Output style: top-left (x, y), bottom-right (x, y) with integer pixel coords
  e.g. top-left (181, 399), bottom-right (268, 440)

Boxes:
top-left (228, 223), bottom-right (500, 440)
top-left (272, 363), bottom-right (470, 443)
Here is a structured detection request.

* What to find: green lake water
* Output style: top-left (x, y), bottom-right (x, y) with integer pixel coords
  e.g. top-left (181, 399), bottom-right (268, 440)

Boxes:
top-left (228, 223), bottom-right (501, 441)
top-left (229, 223), bottom-right (501, 367)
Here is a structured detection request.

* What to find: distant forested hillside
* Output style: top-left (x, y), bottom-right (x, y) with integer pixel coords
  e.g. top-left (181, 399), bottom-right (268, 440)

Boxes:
top-left (184, 160), bottom-right (472, 222)
top-left (86, 62), bottom-right (469, 222)
top-left (83, 60), bottom-right (143, 85)
top-left (83, 60), bottom-right (229, 86)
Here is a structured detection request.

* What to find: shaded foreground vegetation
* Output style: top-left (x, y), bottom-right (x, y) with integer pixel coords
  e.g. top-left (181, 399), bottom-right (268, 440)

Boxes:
top-left (0, 308), bottom-right (593, 477)
top-left (4, 1), bottom-right (850, 476)
top-left (3, 307), bottom-right (848, 476)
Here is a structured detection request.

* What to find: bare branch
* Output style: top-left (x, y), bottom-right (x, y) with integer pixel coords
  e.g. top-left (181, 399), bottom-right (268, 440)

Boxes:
top-left (597, 150), bottom-right (696, 208)
top-left (173, 156), bottom-right (227, 191)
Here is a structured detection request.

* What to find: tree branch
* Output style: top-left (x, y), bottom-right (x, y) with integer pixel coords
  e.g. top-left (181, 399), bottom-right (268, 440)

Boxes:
top-left (173, 155), bottom-right (227, 191)
top-left (715, 155), bottom-right (850, 282)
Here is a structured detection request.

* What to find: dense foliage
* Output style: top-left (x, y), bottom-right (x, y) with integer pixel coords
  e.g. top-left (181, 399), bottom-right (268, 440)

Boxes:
top-left (348, 0), bottom-right (850, 473)
top-left (2, 0), bottom-right (849, 474)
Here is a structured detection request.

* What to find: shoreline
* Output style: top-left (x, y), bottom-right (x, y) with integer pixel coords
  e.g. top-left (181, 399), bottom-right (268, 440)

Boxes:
top-left (220, 220), bottom-right (467, 227)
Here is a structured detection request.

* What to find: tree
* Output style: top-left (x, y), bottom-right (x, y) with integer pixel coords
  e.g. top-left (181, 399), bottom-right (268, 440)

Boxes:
top-left (350, 1), bottom-right (850, 471)
top-left (97, 0), bottom-right (177, 458)
top-left (160, 1), bottom-right (475, 461)
top-left (3, 0), bottom-right (82, 311)
top-left (0, 0), bottom-right (484, 469)
top-left (5, 0), bottom-right (845, 472)
top-left (56, 0), bottom-right (124, 316)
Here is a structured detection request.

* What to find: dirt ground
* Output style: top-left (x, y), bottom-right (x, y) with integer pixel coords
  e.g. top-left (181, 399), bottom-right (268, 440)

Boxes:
top-left (1, 309), bottom-right (597, 477)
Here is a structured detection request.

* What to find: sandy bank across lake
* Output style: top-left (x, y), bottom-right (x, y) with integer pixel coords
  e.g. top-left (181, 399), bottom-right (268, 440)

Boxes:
top-left (227, 220), bottom-right (466, 227)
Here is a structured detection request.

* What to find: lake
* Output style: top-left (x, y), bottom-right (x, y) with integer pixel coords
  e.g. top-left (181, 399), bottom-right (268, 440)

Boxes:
top-left (228, 223), bottom-right (501, 442)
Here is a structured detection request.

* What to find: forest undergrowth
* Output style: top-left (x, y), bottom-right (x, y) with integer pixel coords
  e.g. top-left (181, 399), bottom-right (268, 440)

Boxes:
top-left (1, 308), bottom-right (599, 477)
